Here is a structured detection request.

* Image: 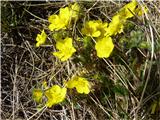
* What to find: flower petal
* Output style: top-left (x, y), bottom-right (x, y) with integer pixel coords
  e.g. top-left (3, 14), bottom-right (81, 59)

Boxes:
top-left (95, 36), bottom-right (114, 58)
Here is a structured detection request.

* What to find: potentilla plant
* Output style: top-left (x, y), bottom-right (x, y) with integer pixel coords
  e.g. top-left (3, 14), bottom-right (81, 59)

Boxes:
top-left (33, 0), bottom-right (147, 108)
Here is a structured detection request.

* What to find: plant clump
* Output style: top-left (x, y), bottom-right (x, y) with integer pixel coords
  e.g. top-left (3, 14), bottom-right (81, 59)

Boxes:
top-left (34, 0), bottom-right (149, 109)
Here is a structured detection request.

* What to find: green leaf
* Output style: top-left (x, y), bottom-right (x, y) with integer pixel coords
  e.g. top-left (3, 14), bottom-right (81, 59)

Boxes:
top-left (32, 89), bottom-right (43, 103)
top-left (83, 36), bottom-right (93, 48)
top-left (113, 85), bottom-right (128, 96)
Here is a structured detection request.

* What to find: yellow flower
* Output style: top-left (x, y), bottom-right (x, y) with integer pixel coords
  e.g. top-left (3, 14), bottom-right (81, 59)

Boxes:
top-left (104, 0), bottom-right (137, 37)
top-left (59, 7), bottom-right (71, 24)
top-left (48, 7), bottom-right (71, 31)
top-left (70, 3), bottom-right (80, 20)
top-left (135, 5), bottom-right (148, 16)
top-left (48, 15), bottom-right (67, 31)
top-left (118, 0), bottom-right (137, 19)
top-left (105, 15), bottom-right (125, 36)
top-left (82, 20), bottom-right (108, 38)
top-left (66, 76), bottom-right (90, 94)
top-left (53, 37), bottom-right (76, 61)
top-left (82, 20), bottom-right (100, 37)
top-left (95, 36), bottom-right (114, 58)
top-left (48, 3), bottom-right (80, 31)
top-left (32, 89), bottom-right (43, 103)
top-left (45, 85), bottom-right (67, 108)
top-left (36, 30), bottom-right (47, 47)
